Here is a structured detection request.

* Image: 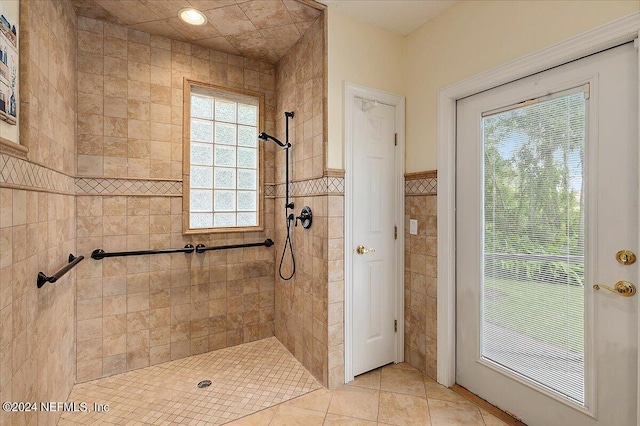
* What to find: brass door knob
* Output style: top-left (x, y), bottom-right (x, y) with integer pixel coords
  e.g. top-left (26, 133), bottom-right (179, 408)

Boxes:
top-left (356, 245), bottom-right (375, 255)
top-left (593, 280), bottom-right (636, 297)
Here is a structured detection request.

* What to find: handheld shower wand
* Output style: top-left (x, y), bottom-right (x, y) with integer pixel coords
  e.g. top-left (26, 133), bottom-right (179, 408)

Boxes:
top-left (259, 111), bottom-right (296, 280)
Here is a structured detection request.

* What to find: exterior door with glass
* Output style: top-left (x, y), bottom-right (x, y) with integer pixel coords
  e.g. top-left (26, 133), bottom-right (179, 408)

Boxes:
top-left (456, 43), bottom-right (638, 425)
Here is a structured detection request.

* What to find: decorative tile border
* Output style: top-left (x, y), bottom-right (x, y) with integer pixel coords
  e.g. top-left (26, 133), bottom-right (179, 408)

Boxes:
top-left (264, 184), bottom-right (276, 198)
top-left (75, 177), bottom-right (182, 196)
top-left (0, 153), bottom-right (435, 198)
top-left (267, 176), bottom-right (345, 198)
top-left (0, 155), bottom-right (345, 198)
top-left (0, 153), bottom-right (75, 194)
top-left (405, 177), bottom-right (437, 195)
top-left (405, 171), bottom-right (437, 196)
top-left (326, 176), bottom-right (345, 194)
top-left (267, 174), bottom-right (437, 197)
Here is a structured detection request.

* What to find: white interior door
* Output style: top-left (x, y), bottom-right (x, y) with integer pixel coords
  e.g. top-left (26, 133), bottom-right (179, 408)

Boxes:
top-left (456, 43), bottom-right (638, 425)
top-left (351, 97), bottom-right (397, 376)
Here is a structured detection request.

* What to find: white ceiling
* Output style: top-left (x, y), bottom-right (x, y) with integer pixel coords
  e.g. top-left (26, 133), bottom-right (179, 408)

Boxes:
top-left (318, 0), bottom-right (456, 36)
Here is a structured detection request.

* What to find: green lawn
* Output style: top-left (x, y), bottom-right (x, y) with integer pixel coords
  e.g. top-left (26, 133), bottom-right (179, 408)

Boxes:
top-left (483, 277), bottom-right (584, 353)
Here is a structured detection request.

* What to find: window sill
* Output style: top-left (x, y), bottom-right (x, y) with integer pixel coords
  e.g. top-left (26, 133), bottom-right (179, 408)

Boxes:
top-left (183, 225), bottom-right (265, 235)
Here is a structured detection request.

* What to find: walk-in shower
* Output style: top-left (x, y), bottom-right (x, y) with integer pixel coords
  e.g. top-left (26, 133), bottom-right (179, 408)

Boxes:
top-left (259, 111), bottom-right (311, 280)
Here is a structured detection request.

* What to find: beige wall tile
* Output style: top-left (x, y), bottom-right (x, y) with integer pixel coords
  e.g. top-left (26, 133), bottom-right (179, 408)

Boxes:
top-left (128, 119), bottom-right (150, 139)
top-left (150, 344), bottom-right (170, 365)
top-left (103, 354), bottom-right (126, 376)
top-left (78, 93), bottom-right (104, 115)
top-left (151, 47), bottom-right (172, 68)
top-left (272, 15), bottom-right (330, 387)
top-left (104, 37), bottom-right (128, 59)
top-left (404, 193), bottom-right (437, 379)
top-left (128, 42), bottom-right (151, 63)
top-left (78, 16), bottom-right (103, 34)
top-left (128, 61), bottom-right (150, 83)
top-left (78, 30), bottom-right (103, 55)
top-left (78, 298), bottom-right (103, 321)
top-left (104, 56), bottom-right (127, 79)
top-left (78, 318), bottom-right (103, 342)
top-left (128, 80), bottom-right (151, 103)
top-left (127, 348), bottom-right (150, 370)
top-left (70, 14), bottom-right (291, 382)
top-left (104, 76), bottom-right (127, 98)
top-left (104, 296), bottom-right (127, 318)
top-left (9, 0), bottom-right (78, 410)
top-left (77, 359), bottom-right (102, 382)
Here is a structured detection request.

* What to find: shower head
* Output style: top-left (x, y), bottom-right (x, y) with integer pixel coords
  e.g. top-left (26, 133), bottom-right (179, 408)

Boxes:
top-left (258, 132), bottom-right (290, 149)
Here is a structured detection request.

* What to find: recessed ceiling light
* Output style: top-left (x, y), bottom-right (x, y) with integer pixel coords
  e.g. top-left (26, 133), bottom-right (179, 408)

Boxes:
top-left (179, 8), bottom-right (207, 26)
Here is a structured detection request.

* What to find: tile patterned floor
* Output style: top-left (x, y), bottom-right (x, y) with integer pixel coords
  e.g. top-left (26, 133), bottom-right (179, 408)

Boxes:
top-left (58, 338), bottom-right (321, 425)
top-left (227, 363), bottom-right (511, 426)
top-left (58, 338), bottom-right (511, 425)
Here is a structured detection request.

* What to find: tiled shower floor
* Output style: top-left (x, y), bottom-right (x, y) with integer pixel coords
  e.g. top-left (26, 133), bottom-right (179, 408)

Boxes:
top-left (58, 337), bottom-right (512, 425)
top-left (58, 338), bottom-right (321, 425)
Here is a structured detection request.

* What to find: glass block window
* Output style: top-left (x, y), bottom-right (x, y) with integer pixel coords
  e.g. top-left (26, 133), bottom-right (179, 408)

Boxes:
top-left (185, 82), bottom-right (262, 232)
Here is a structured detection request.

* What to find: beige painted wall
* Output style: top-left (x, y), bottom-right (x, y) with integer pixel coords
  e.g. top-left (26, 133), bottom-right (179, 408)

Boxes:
top-left (326, 7), bottom-right (405, 170)
top-left (404, 0), bottom-right (639, 172)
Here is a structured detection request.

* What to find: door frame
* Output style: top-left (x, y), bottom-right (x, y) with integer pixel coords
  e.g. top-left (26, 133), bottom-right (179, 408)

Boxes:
top-left (437, 9), bottom-right (640, 409)
top-left (344, 82), bottom-right (406, 383)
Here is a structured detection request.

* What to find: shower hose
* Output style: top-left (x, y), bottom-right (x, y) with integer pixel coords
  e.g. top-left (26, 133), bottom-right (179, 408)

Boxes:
top-left (279, 213), bottom-right (295, 280)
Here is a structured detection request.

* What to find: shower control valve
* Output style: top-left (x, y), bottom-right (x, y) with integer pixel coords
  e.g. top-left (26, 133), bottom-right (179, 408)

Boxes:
top-left (295, 206), bottom-right (313, 229)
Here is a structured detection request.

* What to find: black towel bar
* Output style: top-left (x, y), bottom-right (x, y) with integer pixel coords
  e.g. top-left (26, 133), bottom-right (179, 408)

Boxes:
top-left (195, 239), bottom-right (274, 253)
top-left (37, 254), bottom-right (85, 288)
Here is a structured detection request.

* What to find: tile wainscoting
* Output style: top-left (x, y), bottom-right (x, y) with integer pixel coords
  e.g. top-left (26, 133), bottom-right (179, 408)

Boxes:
top-left (72, 169), bottom-right (344, 386)
top-left (2, 151), bottom-right (437, 387)
top-left (272, 171), bottom-right (344, 389)
top-left (404, 171), bottom-right (438, 379)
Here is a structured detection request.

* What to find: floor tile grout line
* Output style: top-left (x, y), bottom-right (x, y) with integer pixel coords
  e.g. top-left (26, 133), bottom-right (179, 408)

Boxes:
top-left (425, 393), bottom-right (433, 426)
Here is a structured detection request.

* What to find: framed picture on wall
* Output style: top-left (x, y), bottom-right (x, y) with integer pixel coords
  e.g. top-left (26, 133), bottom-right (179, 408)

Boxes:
top-left (0, 0), bottom-right (17, 145)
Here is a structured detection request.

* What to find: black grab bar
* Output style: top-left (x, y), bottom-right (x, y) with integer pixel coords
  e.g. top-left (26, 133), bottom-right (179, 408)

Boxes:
top-left (37, 254), bottom-right (85, 288)
top-left (195, 239), bottom-right (274, 253)
top-left (91, 244), bottom-right (195, 260)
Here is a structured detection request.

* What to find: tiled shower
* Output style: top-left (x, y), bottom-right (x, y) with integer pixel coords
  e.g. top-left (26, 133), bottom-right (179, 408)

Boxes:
top-left (72, 16), bottom-right (282, 381)
top-left (1, 1), bottom-right (341, 422)
top-left (0, 0), bottom-right (438, 424)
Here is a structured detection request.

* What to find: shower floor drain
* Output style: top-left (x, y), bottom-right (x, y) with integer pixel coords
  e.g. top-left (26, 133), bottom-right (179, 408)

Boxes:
top-left (197, 380), bottom-right (212, 389)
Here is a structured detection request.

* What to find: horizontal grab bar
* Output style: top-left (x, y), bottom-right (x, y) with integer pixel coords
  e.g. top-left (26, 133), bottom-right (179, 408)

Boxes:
top-left (37, 254), bottom-right (85, 288)
top-left (195, 239), bottom-right (274, 253)
top-left (91, 244), bottom-right (195, 260)
top-left (91, 239), bottom-right (274, 260)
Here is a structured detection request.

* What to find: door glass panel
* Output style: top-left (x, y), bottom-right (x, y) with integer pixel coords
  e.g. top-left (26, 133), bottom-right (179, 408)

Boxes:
top-left (482, 90), bottom-right (586, 404)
